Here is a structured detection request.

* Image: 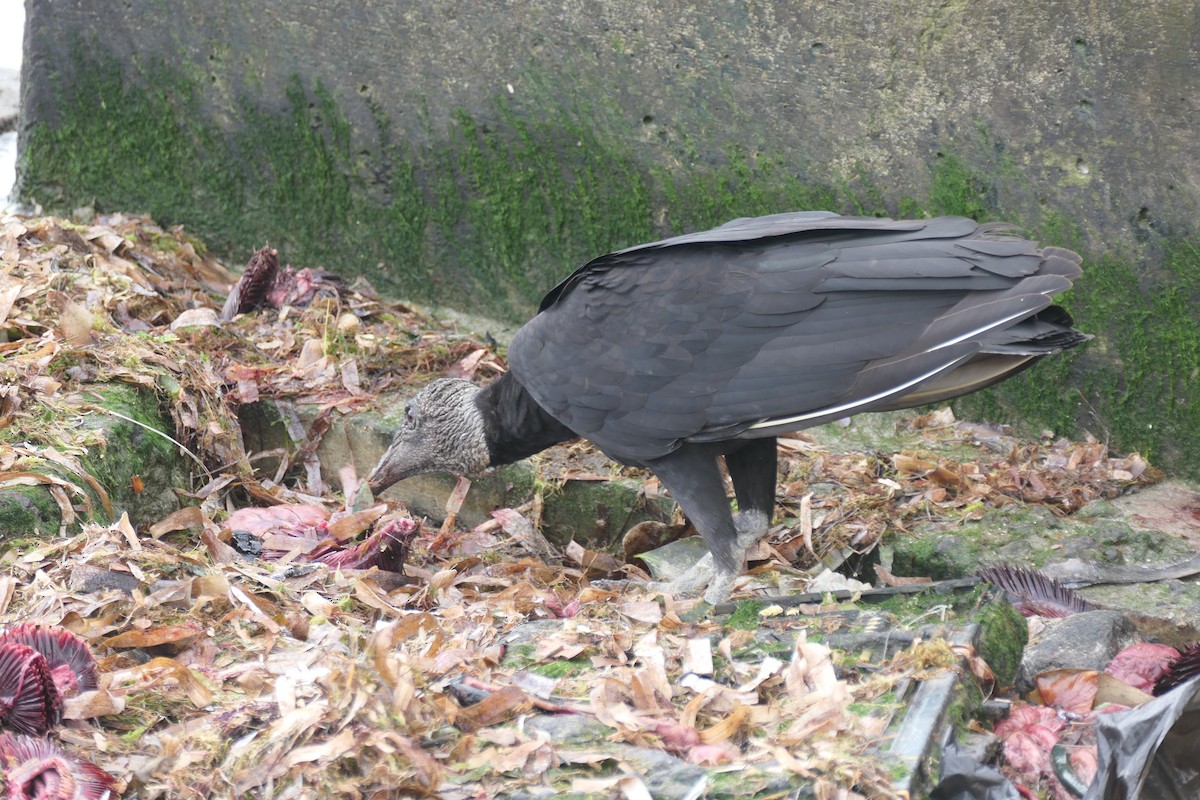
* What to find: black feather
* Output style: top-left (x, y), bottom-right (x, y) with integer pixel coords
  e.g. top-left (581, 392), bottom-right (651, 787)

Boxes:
top-left (1155, 643), bottom-right (1200, 695)
top-left (976, 564), bottom-right (1096, 617)
top-left (511, 216), bottom-right (1084, 461)
top-left (478, 373), bottom-right (577, 467)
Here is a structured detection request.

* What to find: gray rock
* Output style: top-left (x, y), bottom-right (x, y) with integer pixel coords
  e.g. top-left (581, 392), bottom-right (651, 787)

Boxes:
top-left (513, 718), bottom-right (712, 799)
top-left (1015, 610), bottom-right (1138, 694)
top-left (524, 714), bottom-right (612, 746)
top-left (635, 536), bottom-right (709, 582)
top-left (607, 743), bottom-right (709, 800)
top-left (69, 563), bottom-right (142, 594)
top-left (501, 618), bottom-right (569, 647)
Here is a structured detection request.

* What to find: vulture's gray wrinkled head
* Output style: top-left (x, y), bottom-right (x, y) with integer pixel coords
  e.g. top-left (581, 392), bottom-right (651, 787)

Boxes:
top-left (368, 378), bottom-right (490, 493)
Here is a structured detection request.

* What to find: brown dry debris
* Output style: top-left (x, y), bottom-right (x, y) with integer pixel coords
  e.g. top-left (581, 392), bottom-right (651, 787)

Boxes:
top-left (766, 409), bottom-right (1158, 574)
top-left (0, 213), bottom-right (500, 501)
top-left (0, 213), bottom-right (1166, 798)
top-left (1, 512), bottom-right (923, 798)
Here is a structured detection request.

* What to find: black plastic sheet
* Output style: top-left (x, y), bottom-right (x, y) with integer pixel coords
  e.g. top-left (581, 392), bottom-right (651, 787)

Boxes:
top-left (1084, 677), bottom-right (1200, 800)
top-left (930, 729), bottom-right (1020, 800)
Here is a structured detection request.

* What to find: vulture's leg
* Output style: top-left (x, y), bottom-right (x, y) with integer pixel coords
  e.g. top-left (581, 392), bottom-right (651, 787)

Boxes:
top-left (725, 437), bottom-right (778, 551)
top-left (645, 445), bottom-right (742, 611)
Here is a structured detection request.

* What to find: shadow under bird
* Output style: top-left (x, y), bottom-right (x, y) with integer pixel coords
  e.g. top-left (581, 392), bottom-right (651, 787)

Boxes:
top-left (369, 212), bottom-right (1089, 613)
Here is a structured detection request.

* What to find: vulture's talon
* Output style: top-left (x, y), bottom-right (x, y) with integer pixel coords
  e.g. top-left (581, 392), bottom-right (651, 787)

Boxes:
top-left (733, 510), bottom-right (770, 550)
top-left (368, 212), bottom-right (1088, 616)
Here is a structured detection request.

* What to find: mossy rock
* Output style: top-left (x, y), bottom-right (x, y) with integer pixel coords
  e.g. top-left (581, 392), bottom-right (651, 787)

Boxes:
top-left (975, 598), bottom-right (1028, 689)
top-left (0, 486), bottom-right (64, 543)
top-left (80, 383), bottom-right (189, 525)
top-left (892, 498), bottom-right (1194, 582)
top-left (0, 382), bottom-right (188, 539)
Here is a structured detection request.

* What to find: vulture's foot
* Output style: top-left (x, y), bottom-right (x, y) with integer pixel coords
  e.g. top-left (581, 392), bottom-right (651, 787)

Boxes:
top-left (637, 511), bottom-right (765, 618)
top-left (675, 556), bottom-right (740, 621)
top-left (734, 510), bottom-right (770, 551)
top-left (702, 556), bottom-right (741, 606)
top-left (593, 576), bottom-right (717, 620)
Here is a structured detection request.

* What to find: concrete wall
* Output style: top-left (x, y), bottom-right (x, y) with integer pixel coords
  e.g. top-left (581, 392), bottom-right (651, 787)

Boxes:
top-left (21, 2), bottom-right (1200, 244)
top-left (15, 0), bottom-right (1200, 474)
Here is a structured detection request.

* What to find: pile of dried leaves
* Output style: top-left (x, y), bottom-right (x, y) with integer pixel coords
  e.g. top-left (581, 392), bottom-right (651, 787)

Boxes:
top-left (0, 213), bottom-right (1167, 798)
top-left (757, 407), bottom-right (1158, 583)
top-left (0, 213), bottom-right (496, 508)
top-left (5, 510), bottom-right (927, 798)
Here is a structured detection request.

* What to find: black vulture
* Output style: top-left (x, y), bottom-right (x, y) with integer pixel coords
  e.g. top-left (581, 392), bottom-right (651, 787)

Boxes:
top-left (369, 212), bottom-right (1088, 613)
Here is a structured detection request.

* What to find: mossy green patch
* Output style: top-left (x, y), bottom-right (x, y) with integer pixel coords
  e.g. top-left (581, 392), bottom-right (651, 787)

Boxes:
top-left (848, 690), bottom-right (903, 719)
top-left (955, 210), bottom-right (1200, 479)
top-left (944, 673), bottom-right (986, 731)
top-left (894, 493), bottom-right (1194, 623)
top-left (656, 145), bottom-right (843, 233)
top-left (891, 500), bottom-right (1072, 580)
top-left (535, 472), bottom-right (671, 549)
top-left (79, 383), bottom-right (188, 525)
top-left (705, 767), bottom-right (802, 798)
top-left (1070, 241), bottom-right (1200, 472)
top-left (21, 52), bottom-right (661, 322)
top-left (530, 658), bottom-right (590, 679)
top-left (925, 153), bottom-right (993, 221)
top-left (0, 379), bottom-right (191, 538)
top-left (725, 599), bottom-right (767, 629)
top-left (975, 599), bottom-right (1027, 688)
top-left (22, 57), bottom-right (245, 244)
top-left (0, 486), bottom-right (63, 543)
top-left (868, 583), bottom-right (988, 623)
top-left (498, 643), bottom-right (537, 670)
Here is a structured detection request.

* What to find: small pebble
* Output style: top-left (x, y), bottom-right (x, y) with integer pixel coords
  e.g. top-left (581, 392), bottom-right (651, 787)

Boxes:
top-left (337, 312), bottom-right (360, 333)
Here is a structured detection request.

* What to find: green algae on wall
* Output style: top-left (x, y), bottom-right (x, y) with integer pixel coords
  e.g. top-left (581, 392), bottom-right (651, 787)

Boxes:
top-left (18, 51), bottom-right (906, 320)
top-left (655, 146), bottom-right (842, 233)
top-left (954, 211), bottom-right (1200, 477)
top-left (21, 54), bottom-right (660, 322)
top-left (21, 58), bottom-right (245, 246)
top-left (1070, 242), bottom-right (1200, 472)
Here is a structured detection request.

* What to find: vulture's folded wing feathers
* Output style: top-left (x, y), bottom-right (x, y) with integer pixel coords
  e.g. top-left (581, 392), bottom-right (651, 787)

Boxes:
top-left (509, 214), bottom-right (1084, 463)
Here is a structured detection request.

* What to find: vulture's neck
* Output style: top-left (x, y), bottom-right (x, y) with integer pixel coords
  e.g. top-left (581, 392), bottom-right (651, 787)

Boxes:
top-left (477, 372), bottom-right (577, 466)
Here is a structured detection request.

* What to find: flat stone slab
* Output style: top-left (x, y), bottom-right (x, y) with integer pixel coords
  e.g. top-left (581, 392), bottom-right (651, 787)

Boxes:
top-left (1015, 610), bottom-right (1140, 694)
top-left (1109, 480), bottom-right (1200, 544)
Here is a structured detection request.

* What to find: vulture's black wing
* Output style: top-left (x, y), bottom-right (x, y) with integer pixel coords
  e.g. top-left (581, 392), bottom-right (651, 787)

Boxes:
top-left (508, 214), bottom-right (1083, 463)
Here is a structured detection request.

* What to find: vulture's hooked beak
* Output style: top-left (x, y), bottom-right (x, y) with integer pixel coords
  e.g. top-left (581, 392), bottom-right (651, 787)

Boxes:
top-left (367, 436), bottom-right (427, 495)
